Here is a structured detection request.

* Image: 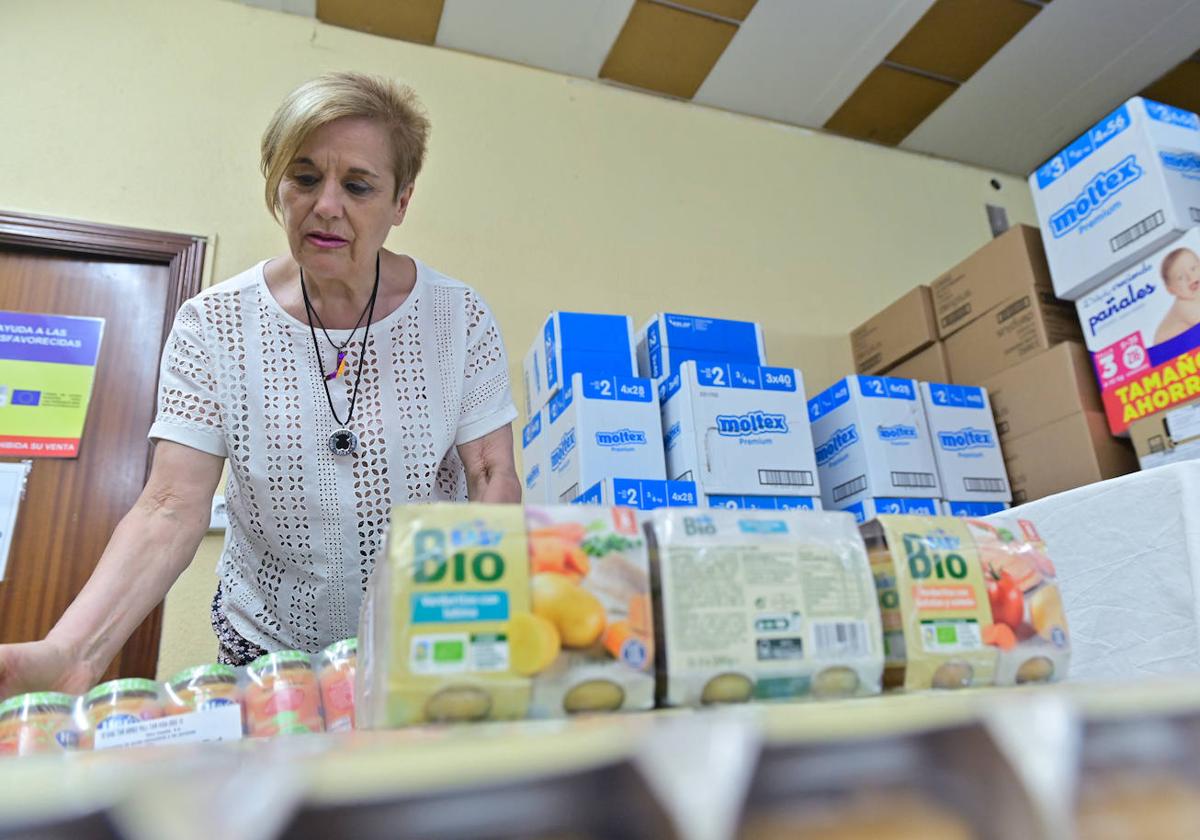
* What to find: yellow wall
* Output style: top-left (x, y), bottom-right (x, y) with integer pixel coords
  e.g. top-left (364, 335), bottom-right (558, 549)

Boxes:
top-left (0, 0), bottom-right (1037, 679)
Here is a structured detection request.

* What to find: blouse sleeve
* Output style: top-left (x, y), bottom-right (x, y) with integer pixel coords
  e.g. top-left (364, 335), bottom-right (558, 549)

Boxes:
top-left (455, 291), bottom-right (519, 446)
top-left (148, 299), bottom-right (228, 457)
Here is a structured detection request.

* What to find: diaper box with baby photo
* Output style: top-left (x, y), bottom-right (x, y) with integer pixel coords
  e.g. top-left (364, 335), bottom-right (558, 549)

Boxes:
top-left (1076, 227), bottom-right (1200, 434)
top-left (1029, 97), bottom-right (1200, 301)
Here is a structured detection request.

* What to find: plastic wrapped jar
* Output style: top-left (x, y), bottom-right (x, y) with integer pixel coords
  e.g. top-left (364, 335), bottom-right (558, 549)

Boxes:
top-left (0, 692), bottom-right (79, 757)
top-left (167, 663), bottom-right (242, 718)
top-left (82, 678), bottom-right (164, 748)
top-left (318, 638), bottom-right (357, 732)
top-left (244, 650), bottom-right (324, 737)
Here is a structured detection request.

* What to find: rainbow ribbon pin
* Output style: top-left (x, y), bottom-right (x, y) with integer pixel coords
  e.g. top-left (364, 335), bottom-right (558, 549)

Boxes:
top-left (326, 351), bottom-right (348, 381)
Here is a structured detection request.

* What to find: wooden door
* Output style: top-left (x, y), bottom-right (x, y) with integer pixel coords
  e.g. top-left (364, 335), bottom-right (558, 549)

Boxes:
top-left (0, 212), bottom-right (204, 680)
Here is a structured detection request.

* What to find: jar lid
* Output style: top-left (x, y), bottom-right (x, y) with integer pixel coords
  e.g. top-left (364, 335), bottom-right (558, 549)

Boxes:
top-left (0, 691), bottom-right (75, 717)
top-left (170, 663), bottom-right (238, 689)
top-left (84, 678), bottom-right (161, 707)
top-left (249, 650), bottom-right (312, 672)
top-left (323, 637), bottom-right (357, 658)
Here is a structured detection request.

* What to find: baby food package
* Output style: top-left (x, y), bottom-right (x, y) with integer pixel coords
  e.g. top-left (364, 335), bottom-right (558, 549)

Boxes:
top-left (244, 650), bottom-right (326, 737)
top-left (647, 508), bottom-right (883, 707)
top-left (319, 638), bottom-right (358, 732)
top-left (862, 515), bottom-right (998, 690)
top-left (964, 517), bottom-right (1071, 686)
top-left (740, 722), bottom-right (1046, 840)
top-left (75, 678), bottom-right (165, 749)
top-left (0, 692), bottom-right (79, 756)
top-left (358, 503), bottom-right (533, 728)
top-left (523, 505), bottom-right (655, 716)
top-left (164, 663), bottom-right (242, 717)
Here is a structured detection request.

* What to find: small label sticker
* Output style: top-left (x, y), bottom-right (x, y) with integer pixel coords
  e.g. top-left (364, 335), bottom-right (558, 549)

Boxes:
top-left (94, 704), bottom-right (243, 751)
top-left (919, 619), bottom-right (983, 653)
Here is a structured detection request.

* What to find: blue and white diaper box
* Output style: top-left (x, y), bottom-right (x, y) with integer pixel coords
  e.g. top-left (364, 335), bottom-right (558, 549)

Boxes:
top-left (918, 382), bottom-right (1012, 511)
top-left (1029, 97), bottom-right (1200, 301)
top-left (572, 478), bottom-right (698, 511)
top-left (520, 408), bottom-right (549, 504)
top-left (841, 497), bottom-right (940, 525)
top-left (807, 376), bottom-right (941, 514)
top-left (522, 312), bottom-right (637, 415)
top-left (659, 360), bottom-right (821, 510)
top-left (941, 500), bottom-right (1010, 517)
top-left (546, 372), bottom-right (666, 504)
top-left (637, 313), bottom-right (765, 381)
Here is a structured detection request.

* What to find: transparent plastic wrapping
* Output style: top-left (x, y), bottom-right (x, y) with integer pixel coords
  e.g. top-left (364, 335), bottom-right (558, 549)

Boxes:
top-left (1075, 711), bottom-right (1200, 839)
top-left (164, 663), bottom-right (242, 716)
top-left (862, 516), bottom-right (998, 691)
top-left (647, 508), bottom-right (883, 707)
top-left (738, 722), bottom-right (1046, 840)
top-left (76, 678), bottom-right (165, 750)
top-left (0, 691), bottom-right (79, 756)
top-left (357, 503), bottom-right (533, 728)
top-left (318, 638), bottom-right (358, 733)
top-left (524, 504), bottom-right (655, 716)
top-left (244, 651), bottom-right (326, 737)
top-left (964, 517), bottom-right (1070, 685)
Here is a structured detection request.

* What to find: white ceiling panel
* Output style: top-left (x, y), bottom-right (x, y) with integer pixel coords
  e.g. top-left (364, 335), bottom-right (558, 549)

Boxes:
top-left (902, 0), bottom-right (1200, 174)
top-left (437, 0), bottom-right (635, 79)
top-left (693, 0), bottom-right (935, 127)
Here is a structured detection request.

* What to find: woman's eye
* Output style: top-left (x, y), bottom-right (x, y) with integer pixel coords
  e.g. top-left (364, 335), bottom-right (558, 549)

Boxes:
top-left (345, 181), bottom-right (372, 196)
top-left (292, 173), bottom-right (318, 187)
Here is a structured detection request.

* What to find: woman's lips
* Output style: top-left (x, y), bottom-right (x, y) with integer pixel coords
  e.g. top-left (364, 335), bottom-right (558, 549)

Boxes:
top-left (306, 232), bottom-right (348, 249)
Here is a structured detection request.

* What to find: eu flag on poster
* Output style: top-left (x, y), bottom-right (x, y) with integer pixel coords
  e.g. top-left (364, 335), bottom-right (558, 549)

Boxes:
top-left (0, 311), bottom-right (105, 458)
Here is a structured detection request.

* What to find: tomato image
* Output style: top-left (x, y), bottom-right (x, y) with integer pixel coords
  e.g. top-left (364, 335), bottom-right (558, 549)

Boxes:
top-left (987, 567), bottom-right (1024, 629)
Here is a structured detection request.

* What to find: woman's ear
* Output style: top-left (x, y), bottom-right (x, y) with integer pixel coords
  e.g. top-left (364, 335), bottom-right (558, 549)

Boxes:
top-left (393, 183), bottom-right (415, 226)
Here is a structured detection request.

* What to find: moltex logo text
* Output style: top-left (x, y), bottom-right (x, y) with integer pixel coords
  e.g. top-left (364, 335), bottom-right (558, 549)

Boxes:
top-left (595, 429), bottom-right (647, 448)
top-left (815, 424), bottom-right (858, 466)
top-left (938, 427), bottom-right (995, 451)
top-left (1049, 154), bottom-right (1142, 238)
top-left (715, 411), bottom-right (788, 437)
top-left (877, 424), bottom-right (918, 442)
top-left (550, 429), bottom-right (576, 471)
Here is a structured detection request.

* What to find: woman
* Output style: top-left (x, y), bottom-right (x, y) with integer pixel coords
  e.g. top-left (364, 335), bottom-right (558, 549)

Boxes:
top-left (0, 72), bottom-right (521, 697)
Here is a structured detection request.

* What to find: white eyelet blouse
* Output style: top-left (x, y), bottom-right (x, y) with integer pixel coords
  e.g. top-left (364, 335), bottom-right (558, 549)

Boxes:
top-left (148, 258), bottom-right (518, 652)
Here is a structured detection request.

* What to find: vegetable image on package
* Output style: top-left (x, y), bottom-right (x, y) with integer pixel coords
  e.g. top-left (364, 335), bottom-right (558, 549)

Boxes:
top-left (966, 518), bottom-right (1070, 685)
top-left (523, 505), bottom-right (655, 716)
top-left (863, 516), bottom-right (997, 690)
top-left (357, 504), bottom-right (533, 727)
top-left (648, 508), bottom-right (883, 707)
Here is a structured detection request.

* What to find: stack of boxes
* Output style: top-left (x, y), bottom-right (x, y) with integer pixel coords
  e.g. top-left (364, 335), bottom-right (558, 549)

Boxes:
top-left (1028, 96), bottom-right (1200, 475)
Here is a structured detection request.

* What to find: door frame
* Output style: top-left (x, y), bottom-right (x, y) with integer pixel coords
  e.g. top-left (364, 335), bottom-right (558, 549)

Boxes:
top-left (0, 209), bottom-right (206, 677)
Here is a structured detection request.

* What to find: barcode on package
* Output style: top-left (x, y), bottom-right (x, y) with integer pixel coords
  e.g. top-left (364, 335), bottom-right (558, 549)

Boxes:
top-left (891, 471), bottom-right (936, 489)
top-left (833, 475), bottom-right (867, 503)
top-left (1110, 211), bottom-right (1164, 253)
top-left (964, 477), bottom-right (1007, 493)
top-left (758, 469), bottom-right (815, 487)
top-left (813, 620), bottom-right (871, 659)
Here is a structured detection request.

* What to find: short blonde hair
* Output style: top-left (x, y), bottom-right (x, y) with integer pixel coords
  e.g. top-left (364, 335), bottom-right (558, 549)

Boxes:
top-left (260, 71), bottom-right (430, 218)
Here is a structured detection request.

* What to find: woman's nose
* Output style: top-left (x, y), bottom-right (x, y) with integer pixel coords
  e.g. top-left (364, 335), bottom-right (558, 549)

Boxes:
top-left (314, 180), bottom-right (343, 219)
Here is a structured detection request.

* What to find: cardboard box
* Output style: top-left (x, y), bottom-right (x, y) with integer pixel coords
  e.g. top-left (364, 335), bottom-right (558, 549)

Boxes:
top-left (885, 341), bottom-right (950, 382)
top-left (705, 494), bottom-right (821, 511)
top-left (1075, 227), bottom-right (1200, 435)
top-left (1002, 411), bottom-right (1137, 504)
top-left (572, 477), bottom-right (699, 510)
top-left (807, 375), bottom-right (941, 511)
top-left (522, 312), bottom-right (637, 415)
top-left (931, 225), bottom-right (1053, 338)
top-left (1128, 397), bottom-right (1200, 470)
top-left (941, 500), bottom-right (1009, 517)
top-left (980, 342), bottom-right (1101, 442)
top-left (520, 408), bottom-right (549, 504)
top-left (919, 382), bottom-right (1012, 507)
top-left (1029, 97), bottom-right (1200, 301)
top-left (945, 287), bottom-right (1082, 385)
top-left (659, 361), bottom-right (820, 504)
top-left (841, 496), bottom-right (938, 525)
top-left (850, 286), bottom-right (937, 374)
top-left (546, 372), bottom-right (666, 504)
top-left (637, 313), bottom-right (765, 381)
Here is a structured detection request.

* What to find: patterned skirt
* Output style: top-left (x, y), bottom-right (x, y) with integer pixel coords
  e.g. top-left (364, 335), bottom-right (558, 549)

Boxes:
top-left (211, 585), bottom-right (268, 666)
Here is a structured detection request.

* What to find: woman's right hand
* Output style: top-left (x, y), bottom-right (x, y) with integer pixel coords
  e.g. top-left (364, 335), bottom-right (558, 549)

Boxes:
top-left (0, 639), bottom-right (96, 700)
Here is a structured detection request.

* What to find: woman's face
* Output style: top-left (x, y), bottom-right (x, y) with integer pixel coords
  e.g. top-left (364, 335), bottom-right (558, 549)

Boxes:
top-left (1166, 251), bottom-right (1200, 301)
top-left (278, 117), bottom-right (411, 280)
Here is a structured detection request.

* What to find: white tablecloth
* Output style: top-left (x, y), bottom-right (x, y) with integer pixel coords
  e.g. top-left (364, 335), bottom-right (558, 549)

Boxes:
top-left (994, 462), bottom-right (1200, 682)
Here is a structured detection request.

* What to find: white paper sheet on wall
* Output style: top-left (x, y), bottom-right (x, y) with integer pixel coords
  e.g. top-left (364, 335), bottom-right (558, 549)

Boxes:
top-left (0, 461), bottom-right (31, 581)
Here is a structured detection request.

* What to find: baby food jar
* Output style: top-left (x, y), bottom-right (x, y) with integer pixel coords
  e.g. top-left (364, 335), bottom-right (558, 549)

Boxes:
top-left (167, 663), bottom-right (242, 717)
top-left (318, 638), bottom-right (357, 732)
top-left (82, 678), bottom-right (164, 748)
top-left (0, 692), bottom-right (79, 757)
top-left (244, 650), bottom-right (324, 737)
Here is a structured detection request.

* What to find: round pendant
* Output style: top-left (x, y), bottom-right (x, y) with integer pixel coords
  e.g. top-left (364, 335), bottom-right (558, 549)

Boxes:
top-left (328, 428), bottom-right (359, 456)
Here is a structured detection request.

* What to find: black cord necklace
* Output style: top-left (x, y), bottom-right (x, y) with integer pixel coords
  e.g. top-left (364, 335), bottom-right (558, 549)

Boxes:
top-left (300, 252), bottom-right (380, 456)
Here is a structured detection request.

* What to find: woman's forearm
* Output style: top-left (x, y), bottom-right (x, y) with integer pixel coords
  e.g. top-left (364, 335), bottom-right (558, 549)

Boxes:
top-left (470, 467), bottom-right (522, 503)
